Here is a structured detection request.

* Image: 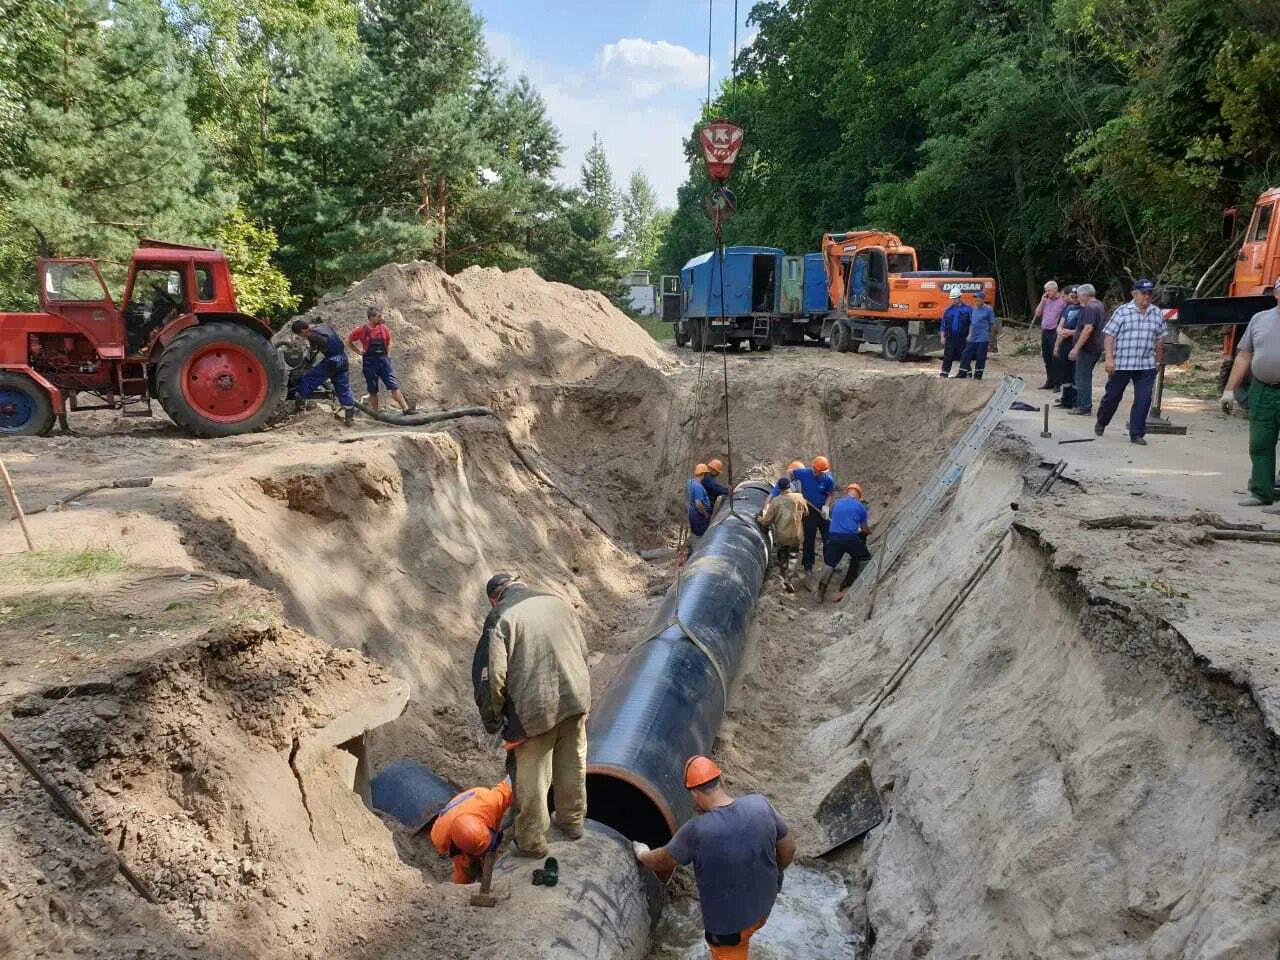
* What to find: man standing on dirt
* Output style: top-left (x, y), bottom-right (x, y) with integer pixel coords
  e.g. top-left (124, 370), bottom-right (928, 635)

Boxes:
top-left (1068, 284), bottom-right (1106, 416)
top-left (818, 482), bottom-right (872, 603)
top-left (958, 289), bottom-right (995, 380)
top-left (635, 756), bottom-right (795, 959)
top-left (291, 319), bottom-right (356, 426)
top-left (1033, 280), bottom-right (1066, 389)
top-left (1054, 287), bottom-right (1082, 409)
top-left (1094, 278), bottom-right (1166, 445)
top-left (348, 306), bottom-right (413, 414)
top-left (1223, 276), bottom-right (1280, 513)
top-left (428, 777), bottom-right (513, 883)
top-left (480, 573), bottom-right (590, 857)
top-left (789, 455), bottom-right (836, 588)
top-left (756, 475), bottom-right (808, 591)
top-left (939, 288), bottom-right (971, 378)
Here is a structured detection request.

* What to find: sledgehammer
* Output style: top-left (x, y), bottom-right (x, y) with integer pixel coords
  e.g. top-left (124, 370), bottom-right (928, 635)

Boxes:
top-left (470, 851), bottom-right (498, 907)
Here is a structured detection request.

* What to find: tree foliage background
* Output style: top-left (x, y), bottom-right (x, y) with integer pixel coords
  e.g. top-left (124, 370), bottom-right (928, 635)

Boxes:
top-left (0, 0), bottom-right (640, 316)
top-left (658, 0), bottom-right (1280, 314)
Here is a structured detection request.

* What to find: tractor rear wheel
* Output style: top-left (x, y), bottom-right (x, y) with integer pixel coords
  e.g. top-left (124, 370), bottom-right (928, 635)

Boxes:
top-left (0, 372), bottom-right (55, 437)
top-left (155, 322), bottom-right (284, 438)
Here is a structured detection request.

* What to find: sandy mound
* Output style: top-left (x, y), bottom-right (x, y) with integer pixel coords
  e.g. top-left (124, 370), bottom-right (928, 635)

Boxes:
top-left (293, 262), bottom-right (669, 408)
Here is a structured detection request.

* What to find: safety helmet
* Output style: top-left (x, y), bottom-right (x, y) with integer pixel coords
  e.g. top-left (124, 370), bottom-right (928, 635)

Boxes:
top-left (707, 458), bottom-right (724, 474)
top-left (683, 755), bottom-right (722, 790)
top-left (812, 455), bottom-right (830, 472)
top-left (948, 288), bottom-right (962, 300)
top-left (846, 482), bottom-right (864, 499)
top-left (451, 813), bottom-right (494, 857)
top-left (787, 460), bottom-right (804, 473)
top-left (694, 463), bottom-right (710, 477)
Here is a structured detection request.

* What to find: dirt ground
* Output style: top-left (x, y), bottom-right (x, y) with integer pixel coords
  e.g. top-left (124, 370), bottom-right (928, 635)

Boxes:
top-left (3, 276), bottom-right (1279, 959)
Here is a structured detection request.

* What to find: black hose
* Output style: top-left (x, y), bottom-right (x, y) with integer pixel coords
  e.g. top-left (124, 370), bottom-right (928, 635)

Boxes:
top-left (353, 402), bottom-right (495, 427)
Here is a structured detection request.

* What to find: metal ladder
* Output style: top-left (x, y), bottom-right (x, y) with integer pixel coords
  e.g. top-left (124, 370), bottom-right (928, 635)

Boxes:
top-left (118, 362), bottom-right (153, 418)
top-left (839, 374), bottom-right (1025, 608)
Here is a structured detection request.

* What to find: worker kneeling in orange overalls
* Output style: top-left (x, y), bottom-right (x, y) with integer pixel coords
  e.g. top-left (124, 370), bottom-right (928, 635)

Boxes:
top-left (428, 777), bottom-right (513, 883)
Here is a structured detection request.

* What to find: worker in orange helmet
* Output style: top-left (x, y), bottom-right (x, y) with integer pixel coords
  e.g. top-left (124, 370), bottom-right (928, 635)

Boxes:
top-left (702, 457), bottom-right (731, 512)
top-left (819, 482), bottom-right (872, 603)
top-left (428, 777), bottom-right (514, 884)
top-left (688, 463), bottom-right (714, 544)
top-left (635, 756), bottom-right (795, 958)
top-left (787, 455), bottom-right (837, 588)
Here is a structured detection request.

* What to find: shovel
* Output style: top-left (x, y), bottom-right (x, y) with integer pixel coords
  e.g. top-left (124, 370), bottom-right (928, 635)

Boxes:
top-left (813, 758), bottom-right (883, 857)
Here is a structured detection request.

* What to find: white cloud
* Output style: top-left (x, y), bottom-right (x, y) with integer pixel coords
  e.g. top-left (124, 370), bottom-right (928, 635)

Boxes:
top-left (597, 38), bottom-right (708, 98)
top-left (486, 29), bottom-right (702, 207)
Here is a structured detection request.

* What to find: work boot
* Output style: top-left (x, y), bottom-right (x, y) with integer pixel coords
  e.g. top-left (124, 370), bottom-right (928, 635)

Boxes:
top-left (405, 400), bottom-right (418, 415)
top-left (817, 571), bottom-right (833, 602)
top-left (1238, 496), bottom-right (1268, 507)
top-left (344, 406), bottom-right (356, 426)
top-left (294, 398), bottom-right (307, 413)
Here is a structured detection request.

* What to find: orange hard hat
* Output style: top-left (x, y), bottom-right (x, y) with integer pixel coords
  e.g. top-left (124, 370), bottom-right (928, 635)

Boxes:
top-left (684, 755), bottom-right (722, 790)
top-left (812, 455), bottom-right (830, 472)
top-left (694, 463), bottom-right (710, 477)
top-left (451, 813), bottom-right (494, 857)
top-left (787, 460), bottom-right (804, 473)
top-left (707, 458), bottom-right (724, 474)
top-left (846, 482), bottom-right (864, 499)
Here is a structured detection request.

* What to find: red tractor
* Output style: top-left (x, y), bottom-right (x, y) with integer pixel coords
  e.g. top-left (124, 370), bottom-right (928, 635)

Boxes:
top-left (0, 241), bottom-right (285, 437)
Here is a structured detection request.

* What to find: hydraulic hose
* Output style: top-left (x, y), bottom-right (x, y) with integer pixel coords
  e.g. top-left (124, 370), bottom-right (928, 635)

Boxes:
top-left (585, 480), bottom-right (772, 846)
top-left (353, 401), bottom-right (495, 426)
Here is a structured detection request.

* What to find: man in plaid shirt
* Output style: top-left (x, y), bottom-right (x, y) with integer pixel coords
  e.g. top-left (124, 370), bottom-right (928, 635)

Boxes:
top-left (1094, 278), bottom-right (1167, 444)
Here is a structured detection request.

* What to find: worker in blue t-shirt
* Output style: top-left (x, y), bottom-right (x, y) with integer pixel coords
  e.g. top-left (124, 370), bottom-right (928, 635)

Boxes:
top-left (702, 458), bottom-right (731, 512)
top-left (788, 455), bottom-right (836, 586)
top-left (819, 482), bottom-right (872, 603)
top-left (958, 289), bottom-right (995, 380)
top-left (939, 288), bottom-right (972, 378)
top-left (634, 756), bottom-right (795, 959)
top-left (687, 463), bottom-right (714, 546)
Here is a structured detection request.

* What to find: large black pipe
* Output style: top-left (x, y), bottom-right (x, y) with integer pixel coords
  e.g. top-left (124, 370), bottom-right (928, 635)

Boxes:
top-left (585, 480), bottom-right (772, 847)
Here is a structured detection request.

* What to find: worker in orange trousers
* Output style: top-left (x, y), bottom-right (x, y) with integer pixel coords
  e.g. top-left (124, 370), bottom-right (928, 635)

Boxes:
top-left (635, 756), bottom-right (795, 958)
top-left (428, 777), bottom-right (513, 883)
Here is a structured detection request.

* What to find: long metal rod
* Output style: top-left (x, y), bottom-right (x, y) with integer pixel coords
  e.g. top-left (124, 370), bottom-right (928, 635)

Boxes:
top-left (0, 726), bottom-right (155, 902)
top-left (0, 458), bottom-right (34, 551)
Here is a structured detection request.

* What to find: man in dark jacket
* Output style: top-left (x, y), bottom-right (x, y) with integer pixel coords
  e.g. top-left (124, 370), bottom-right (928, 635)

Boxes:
top-left (474, 573), bottom-right (591, 857)
top-left (939, 288), bottom-right (972, 378)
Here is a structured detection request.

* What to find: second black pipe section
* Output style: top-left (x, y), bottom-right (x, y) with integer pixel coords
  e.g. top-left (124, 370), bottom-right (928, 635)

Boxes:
top-left (585, 480), bottom-right (773, 847)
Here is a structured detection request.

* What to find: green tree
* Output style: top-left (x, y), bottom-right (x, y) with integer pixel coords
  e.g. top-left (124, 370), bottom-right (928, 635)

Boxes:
top-left (619, 171), bottom-right (668, 275)
top-left (213, 209), bottom-right (299, 320)
top-left (3, 0), bottom-right (227, 275)
top-left (540, 135), bottom-right (622, 294)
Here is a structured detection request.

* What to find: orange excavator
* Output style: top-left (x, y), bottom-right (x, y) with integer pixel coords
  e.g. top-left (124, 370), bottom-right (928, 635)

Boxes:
top-left (818, 231), bottom-right (997, 361)
top-left (1164, 186), bottom-right (1280, 407)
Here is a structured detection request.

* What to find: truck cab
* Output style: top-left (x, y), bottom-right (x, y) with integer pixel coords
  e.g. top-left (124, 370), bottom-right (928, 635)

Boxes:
top-left (1232, 187), bottom-right (1280, 299)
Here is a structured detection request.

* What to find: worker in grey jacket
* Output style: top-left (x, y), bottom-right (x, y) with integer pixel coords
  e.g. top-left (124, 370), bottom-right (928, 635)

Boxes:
top-left (477, 573), bottom-right (591, 857)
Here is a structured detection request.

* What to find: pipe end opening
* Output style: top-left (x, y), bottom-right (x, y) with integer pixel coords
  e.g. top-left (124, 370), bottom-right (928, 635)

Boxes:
top-left (585, 771), bottom-right (675, 848)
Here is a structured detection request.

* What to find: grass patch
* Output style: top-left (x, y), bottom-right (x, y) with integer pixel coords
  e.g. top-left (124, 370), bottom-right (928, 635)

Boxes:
top-left (1163, 362), bottom-right (1222, 400)
top-left (629, 314), bottom-right (674, 342)
top-left (0, 547), bottom-right (127, 583)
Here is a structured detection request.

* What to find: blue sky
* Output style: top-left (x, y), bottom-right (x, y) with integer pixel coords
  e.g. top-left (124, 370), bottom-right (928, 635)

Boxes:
top-left (472, 0), bottom-right (754, 208)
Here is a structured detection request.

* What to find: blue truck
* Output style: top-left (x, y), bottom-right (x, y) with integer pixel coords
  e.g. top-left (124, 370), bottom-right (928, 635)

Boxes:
top-left (674, 246), bottom-right (780, 351)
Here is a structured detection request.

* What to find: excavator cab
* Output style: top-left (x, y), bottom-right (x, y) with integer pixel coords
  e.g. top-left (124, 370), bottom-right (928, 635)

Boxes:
top-left (850, 249), bottom-right (889, 311)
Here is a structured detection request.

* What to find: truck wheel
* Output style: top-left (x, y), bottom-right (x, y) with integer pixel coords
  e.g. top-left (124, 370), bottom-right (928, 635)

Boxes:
top-left (829, 321), bottom-right (850, 353)
top-left (690, 320), bottom-right (705, 352)
top-left (755, 338), bottom-right (773, 352)
top-left (0, 372), bottom-right (55, 437)
top-left (881, 326), bottom-right (910, 362)
top-left (675, 324), bottom-right (690, 347)
top-left (155, 322), bottom-right (285, 438)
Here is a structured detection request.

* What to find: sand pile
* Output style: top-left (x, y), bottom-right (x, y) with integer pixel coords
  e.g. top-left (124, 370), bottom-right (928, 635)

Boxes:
top-left (294, 262), bottom-right (669, 408)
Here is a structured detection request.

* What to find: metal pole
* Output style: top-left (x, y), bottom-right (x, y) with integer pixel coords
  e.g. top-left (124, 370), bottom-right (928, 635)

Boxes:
top-left (0, 458), bottom-right (34, 551)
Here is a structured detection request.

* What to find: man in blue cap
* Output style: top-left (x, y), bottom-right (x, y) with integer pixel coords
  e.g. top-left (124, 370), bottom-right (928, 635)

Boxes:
top-left (1094, 278), bottom-right (1167, 445)
top-left (958, 289), bottom-right (996, 380)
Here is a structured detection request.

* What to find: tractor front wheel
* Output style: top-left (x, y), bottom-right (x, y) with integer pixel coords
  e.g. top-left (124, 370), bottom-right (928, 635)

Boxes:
top-left (0, 372), bottom-right (55, 437)
top-left (155, 322), bottom-right (284, 438)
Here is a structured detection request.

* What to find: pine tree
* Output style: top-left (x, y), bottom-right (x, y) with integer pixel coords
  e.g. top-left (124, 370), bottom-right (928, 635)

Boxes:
top-left (540, 133), bottom-right (622, 295)
top-left (620, 171), bottom-right (668, 275)
top-left (3, 0), bottom-right (226, 274)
